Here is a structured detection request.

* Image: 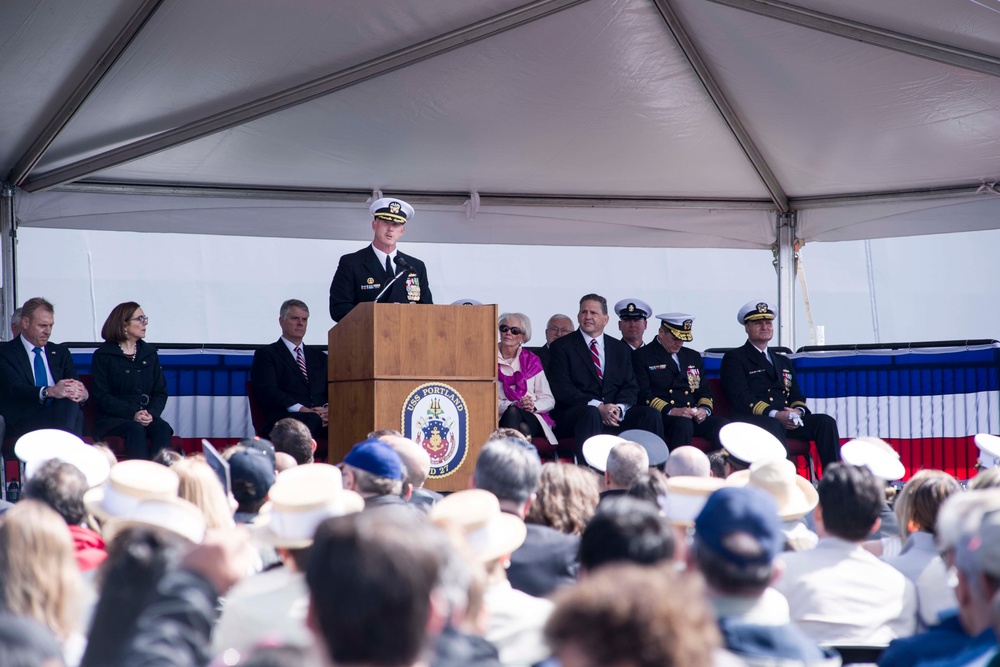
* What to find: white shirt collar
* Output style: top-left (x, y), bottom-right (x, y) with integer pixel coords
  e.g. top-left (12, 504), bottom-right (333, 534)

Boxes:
top-left (20, 334), bottom-right (43, 354)
top-left (371, 245), bottom-right (397, 267)
top-left (280, 337), bottom-right (303, 354)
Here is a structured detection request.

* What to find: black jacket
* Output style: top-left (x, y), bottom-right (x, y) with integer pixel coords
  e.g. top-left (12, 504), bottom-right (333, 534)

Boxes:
top-left (633, 341), bottom-right (714, 413)
top-left (720, 341), bottom-right (809, 417)
top-left (0, 336), bottom-right (80, 428)
top-left (91, 339), bottom-right (169, 437)
top-left (508, 523), bottom-right (580, 598)
top-left (250, 339), bottom-right (328, 436)
top-left (329, 245), bottom-right (432, 321)
top-left (548, 331), bottom-right (639, 422)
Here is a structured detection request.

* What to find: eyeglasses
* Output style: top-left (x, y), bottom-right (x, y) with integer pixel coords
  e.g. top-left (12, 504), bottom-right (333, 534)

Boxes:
top-left (499, 325), bottom-right (524, 336)
top-left (547, 326), bottom-right (573, 335)
top-left (130, 316), bottom-right (149, 324)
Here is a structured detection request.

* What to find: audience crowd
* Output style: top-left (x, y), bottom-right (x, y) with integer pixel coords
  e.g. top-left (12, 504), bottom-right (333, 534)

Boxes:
top-left (0, 295), bottom-right (998, 667)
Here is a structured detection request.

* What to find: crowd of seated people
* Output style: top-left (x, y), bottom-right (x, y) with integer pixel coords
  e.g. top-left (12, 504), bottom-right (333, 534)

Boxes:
top-left (0, 423), bottom-right (996, 667)
top-left (4, 295), bottom-right (1000, 667)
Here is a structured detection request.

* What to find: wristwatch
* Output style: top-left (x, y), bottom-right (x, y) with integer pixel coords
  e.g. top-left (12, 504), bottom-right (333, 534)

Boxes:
top-left (41, 387), bottom-right (48, 400)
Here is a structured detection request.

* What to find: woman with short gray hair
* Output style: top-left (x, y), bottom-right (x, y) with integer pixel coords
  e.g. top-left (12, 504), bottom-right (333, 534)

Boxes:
top-left (497, 313), bottom-right (557, 445)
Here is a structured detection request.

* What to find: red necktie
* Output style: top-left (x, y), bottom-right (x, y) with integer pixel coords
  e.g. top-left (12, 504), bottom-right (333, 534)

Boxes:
top-left (590, 338), bottom-right (603, 380)
top-left (295, 346), bottom-right (308, 381)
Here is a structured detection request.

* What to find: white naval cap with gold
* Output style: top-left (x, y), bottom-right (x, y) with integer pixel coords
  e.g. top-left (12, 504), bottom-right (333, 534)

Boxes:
top-left (614, 298), bottom-right (652, 320)
top-left (369, 197), bottom-right (414, 224)
top-left (657, 313), bottom-right (695, 342)
top-left (738, 300), bottom-right (776, 324)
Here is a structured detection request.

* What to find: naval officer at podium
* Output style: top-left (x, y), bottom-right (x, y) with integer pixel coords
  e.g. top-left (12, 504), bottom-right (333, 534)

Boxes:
top-left (329, 197), bottom-right (434, 322)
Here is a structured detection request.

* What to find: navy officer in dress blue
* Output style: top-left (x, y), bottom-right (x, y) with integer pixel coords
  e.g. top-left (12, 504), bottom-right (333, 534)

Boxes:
top-left (633, 313), bottom-right (728, 451)
top-left (719, 300), bottom-right (840, 470)
top-left (614, 298), bottom-right (651, 351)
top-left (328, 197), bottom-right (433, 322)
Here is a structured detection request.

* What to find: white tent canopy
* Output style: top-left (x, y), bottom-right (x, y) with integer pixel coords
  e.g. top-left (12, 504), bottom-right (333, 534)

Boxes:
top-left (3, 0), bottom-right (1000, 342)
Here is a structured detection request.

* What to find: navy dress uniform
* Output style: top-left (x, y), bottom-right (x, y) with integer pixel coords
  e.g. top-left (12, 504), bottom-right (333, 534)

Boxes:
top-left (633, 314), bottom-right (728, 450)
top-left (719, 301), bottom-right (840, 470)
top-left (328, 198), bottom-right (433, 322)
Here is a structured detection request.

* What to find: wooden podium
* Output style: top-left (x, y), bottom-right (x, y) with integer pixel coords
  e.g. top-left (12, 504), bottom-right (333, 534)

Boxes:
top-left (327, 302), bottom-right (498, 491)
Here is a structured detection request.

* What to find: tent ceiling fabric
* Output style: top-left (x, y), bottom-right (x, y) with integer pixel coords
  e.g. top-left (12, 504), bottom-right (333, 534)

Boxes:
top-left (4, 0), bottom-right (1000, 247)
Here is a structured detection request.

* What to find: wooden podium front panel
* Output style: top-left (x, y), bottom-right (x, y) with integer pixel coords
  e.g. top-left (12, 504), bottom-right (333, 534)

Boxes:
top-left (329, 379), bottom-right (497, 492)
top-left (329, 303), bottom-right (497, 382)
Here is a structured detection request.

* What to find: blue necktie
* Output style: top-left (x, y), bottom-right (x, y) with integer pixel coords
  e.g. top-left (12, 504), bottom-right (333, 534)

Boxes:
top-left (33, 347), bottom-right (47, 387)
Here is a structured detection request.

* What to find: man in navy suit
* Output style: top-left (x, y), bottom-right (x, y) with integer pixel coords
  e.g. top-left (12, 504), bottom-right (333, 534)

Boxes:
top-left (548, 294), bottom-right (664, 451)
top-left (0, 297), bottom-right (87, 441)
top-left (328, 197), bottom-right (433, 322)
top-left (251, 299), bottom-right (329, 440)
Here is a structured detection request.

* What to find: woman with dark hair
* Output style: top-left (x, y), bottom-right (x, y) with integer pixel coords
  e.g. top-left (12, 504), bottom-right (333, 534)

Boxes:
top-left (91, 301), bottom-right (173, 459)
top-left (79, 526), bottom-right (188, 667)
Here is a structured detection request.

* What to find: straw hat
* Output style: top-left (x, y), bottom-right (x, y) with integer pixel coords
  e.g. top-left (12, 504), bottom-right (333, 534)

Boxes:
top-left (103, 496), bottom-right (207, 544)
top-left (15, 429), bottom-right (111, 488)
top-left (253, 464), bottom-right (364, 549)
top-left (581, 434), bottom-right (626, 472)
top-left (975, 434), bottom-right (1000, 470)
top-left (83, 460), bottom-right (180, 521)
top-left (727, 458), bottom-right (818, 521)
top-left (429, 489), bottom-right (526, 563)
top-left (719, 422), bottom-right (786, 466)
top-left (661, 476), bottom-right (726, 527)
top-left (840, 437), bottom-right (905, 480)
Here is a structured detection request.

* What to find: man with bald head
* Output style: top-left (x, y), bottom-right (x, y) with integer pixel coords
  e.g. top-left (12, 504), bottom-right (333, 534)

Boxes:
top-left (601, 441), bottom-right (648, 504)
top-left (664, 445), bottom-right (711, 478)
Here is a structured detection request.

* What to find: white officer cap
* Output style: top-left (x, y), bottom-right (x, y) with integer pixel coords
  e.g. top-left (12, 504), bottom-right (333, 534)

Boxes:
top-left (614, 299), bottom-right (652, 320)
top-left (656, 313), bottom-right (695, 342)
top-left (975, 434), bottom-right (1000, 471)
top-left (719, 422), bottom-right (786, 466)
top-left (840, 437), bottom-right (905, 480)
top-left (369, 197), bottom-right (414, 224)
top-left (738, 300), bottom-right (776, 324)
top-left (581, 434), bottom-right (626, 472)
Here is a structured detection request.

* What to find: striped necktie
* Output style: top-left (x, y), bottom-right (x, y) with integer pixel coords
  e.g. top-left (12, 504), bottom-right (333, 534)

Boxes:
top-left (590, 338), bottom-right (603, 380)
top-left (295, 346), bottom-right (308, 381)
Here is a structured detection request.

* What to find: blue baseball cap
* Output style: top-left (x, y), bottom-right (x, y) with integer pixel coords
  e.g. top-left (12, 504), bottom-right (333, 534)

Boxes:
top-left (694, 486), bottom-right (783, 566)
top-left (343, 438), bottom-right (404, 481)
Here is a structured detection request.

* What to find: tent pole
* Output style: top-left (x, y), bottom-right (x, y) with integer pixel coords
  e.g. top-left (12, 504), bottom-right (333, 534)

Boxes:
top-left (0, 185), bottom-right (16, 342)
top-left (775, 211), bottom-right (796, 350)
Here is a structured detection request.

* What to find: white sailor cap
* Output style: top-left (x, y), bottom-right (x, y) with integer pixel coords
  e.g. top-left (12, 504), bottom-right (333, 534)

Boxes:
top-left (581, 434), bottom-right (626, 472)
top-left (614, 299), bottom-right (652, 320)
top-left (656, 313), bottom-right (695, 342)
top-left (738, 300), bottom-right (776, 324)
top-left (975, 434), bottom-right (1000, 471)
top-left (451, 298), bottom-right (483, 306)
top-left (719, 422), bottom-right (786, 467)
top-left (15, 429), bottom-right (111, 488)
top-left (369, 197), bottom-right (414, 224)
top-left (840, 437), bottom-right (905, 480)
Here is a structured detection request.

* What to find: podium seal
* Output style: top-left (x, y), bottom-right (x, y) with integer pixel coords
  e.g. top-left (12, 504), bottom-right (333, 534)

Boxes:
top-left (402, 382), bottom-right (469, 479)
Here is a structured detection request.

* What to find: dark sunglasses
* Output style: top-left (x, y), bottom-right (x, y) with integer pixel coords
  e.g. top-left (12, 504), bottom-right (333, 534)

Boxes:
top-left (499, 325), bottom-right (524, 336)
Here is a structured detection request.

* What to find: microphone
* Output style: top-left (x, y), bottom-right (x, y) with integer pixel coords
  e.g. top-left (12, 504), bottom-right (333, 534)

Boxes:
top-left (374, 256), bottom-right (412, 303)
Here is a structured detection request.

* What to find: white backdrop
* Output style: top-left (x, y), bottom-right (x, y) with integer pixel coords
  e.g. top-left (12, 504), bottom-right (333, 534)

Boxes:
top-left (13, 227), bottom-right (1000, 350)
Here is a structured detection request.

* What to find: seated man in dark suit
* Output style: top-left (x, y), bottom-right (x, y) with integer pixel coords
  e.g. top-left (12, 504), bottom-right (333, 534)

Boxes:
top-left (719, 300), bottom-right (840, 470)
top-left (633, 313), bottom-right (728, 451)
top-left (251, 299), bottom-right (328, 440)
top-left (548, 293), bottom-right (664, 450)
top-left (473, 437), bottom-right (579, 598)
top-left (528, 313), bottom-right (574, 373)
top-left (0, 297), bottom-right (87, 440)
